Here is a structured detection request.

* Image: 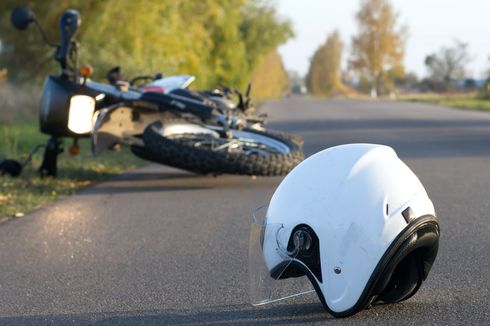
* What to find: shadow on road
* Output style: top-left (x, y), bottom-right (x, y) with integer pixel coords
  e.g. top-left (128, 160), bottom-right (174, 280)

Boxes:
top-left (0, 300), bottom-right (472, 325)
top-left (80, 184), bottom-right (211, 195)
top-left (109, 171), bottom-right (198, 182)
top-left (0, 303), bottom-right (330, 325)
top-left (75, 169), bottom-right (279, 195)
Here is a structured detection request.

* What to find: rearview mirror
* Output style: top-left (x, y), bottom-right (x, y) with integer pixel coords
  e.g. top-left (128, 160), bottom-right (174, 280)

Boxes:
top-left (11, 7), bottom-right (36, 30)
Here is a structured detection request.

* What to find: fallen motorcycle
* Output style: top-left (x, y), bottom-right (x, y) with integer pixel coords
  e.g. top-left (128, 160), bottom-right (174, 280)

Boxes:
top-left (106, 68), bottom-right (264, 127)
top-left (1, 7), bottom-right (304, 178)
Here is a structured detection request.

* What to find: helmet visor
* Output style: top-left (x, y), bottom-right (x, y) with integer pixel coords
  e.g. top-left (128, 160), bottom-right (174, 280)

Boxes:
top-left (248, 205), bottom-right (315, 306)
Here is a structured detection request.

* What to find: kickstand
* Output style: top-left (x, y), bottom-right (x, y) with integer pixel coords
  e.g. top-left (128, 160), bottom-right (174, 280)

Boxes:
top-left (38, 137), bottom-right (63, 177)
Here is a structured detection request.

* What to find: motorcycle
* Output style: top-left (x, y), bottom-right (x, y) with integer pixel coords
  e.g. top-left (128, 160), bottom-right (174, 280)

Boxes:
top-left (1, 7), bottom-right (303, 178)
top-left (108, 67), bottom-right (263, 124)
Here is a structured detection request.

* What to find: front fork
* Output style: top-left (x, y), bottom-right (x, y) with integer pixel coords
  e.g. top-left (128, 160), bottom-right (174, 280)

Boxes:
top-left (38, 137), bottom-right (63, 177)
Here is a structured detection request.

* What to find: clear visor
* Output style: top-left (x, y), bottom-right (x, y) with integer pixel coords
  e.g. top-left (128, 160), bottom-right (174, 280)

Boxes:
top-left (248, 205), bottom-right (315, 306)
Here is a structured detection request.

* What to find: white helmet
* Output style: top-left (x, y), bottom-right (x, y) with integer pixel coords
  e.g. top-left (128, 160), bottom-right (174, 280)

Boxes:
top-left (249, 144), bottom-right (439, 317)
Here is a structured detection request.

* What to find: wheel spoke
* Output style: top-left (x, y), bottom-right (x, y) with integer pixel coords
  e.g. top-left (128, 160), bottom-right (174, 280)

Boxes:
top-left (167, 131), bottom-right (286, 156)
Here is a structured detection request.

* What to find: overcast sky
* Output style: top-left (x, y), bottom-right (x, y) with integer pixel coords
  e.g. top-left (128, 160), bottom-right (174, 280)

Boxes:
top-left (276, 0), bottom-right (490, 79)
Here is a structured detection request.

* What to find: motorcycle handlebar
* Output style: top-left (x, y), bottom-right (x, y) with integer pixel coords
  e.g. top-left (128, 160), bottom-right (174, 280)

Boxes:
top-left (55, 9), bottom-right (81, 70)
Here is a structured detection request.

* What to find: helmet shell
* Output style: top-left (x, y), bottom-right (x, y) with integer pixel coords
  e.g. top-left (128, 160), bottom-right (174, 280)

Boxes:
top-left (264, 144), bottom-right (435, 313)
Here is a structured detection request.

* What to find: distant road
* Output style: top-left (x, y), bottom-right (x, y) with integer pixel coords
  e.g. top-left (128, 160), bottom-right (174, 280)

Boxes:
top-left (0, 98), bottom-right (489, 324)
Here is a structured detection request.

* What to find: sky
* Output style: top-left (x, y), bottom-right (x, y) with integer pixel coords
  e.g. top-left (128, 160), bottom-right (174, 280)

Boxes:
top-left (276, 0), bottom-right (490, 79)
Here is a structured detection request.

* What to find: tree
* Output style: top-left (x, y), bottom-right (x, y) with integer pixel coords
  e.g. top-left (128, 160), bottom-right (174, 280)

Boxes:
top-left (349, 0), bottom-right (407, 97)
top-left (250, 50), bottom-right (289, 99)
top-left (0, 0), bottom-right (292, 93)
top-left (240, 0), bottom-right (294, 74)
top-left (306, 30), bottom-right (344, 96)
top-left (478, 55), bottom-right (490, 98)
top-left (425, 41), bottom-right (471, 86)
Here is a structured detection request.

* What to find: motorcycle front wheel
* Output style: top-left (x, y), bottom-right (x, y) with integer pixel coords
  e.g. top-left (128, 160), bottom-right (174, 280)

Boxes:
top-left (131, 121), bottom-right (304, 176)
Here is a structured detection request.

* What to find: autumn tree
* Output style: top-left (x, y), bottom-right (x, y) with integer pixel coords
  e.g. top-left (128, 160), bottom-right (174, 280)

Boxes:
top-left (306, 30), bottom-right (344, 96)
top-left (250, 50), bottom-right (289, 99)
top-left (0, 0), bottom-right (292, 93)
top-left (425, 41), bottom-right (471, 86)
top-left (349, 0), bottom-right (407, 97)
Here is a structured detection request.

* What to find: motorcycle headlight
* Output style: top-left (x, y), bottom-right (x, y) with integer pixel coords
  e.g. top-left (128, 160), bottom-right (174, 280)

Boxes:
top-left (67, 95), bottom-right (95, 134)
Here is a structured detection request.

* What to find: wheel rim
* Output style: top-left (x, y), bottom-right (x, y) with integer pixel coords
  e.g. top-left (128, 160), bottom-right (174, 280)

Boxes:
top-left (230, 130), bottom-right (291, 155)
top-left (166, 129), bottom-right (291, 156)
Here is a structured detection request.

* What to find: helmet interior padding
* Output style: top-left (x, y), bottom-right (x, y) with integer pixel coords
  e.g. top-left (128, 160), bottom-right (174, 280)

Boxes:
top-left (374, 221), bottom-right (439, 304)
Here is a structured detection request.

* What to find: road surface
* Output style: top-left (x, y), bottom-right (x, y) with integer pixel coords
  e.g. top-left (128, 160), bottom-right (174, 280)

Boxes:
top-left (1, 98), bottom-right (489, 325)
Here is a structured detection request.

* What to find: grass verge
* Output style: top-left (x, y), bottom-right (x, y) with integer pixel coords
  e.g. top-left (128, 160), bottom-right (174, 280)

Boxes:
top-left (400, 94), bottom-right (490, 112)
top-left (0, 121), bottom-right (144, 221)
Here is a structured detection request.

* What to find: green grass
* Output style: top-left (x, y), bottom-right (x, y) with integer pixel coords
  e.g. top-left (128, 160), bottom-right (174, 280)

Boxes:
top-left (401, 94), bottom-right (490, 112)
top-left (0, 121), bottom-right (144, 221)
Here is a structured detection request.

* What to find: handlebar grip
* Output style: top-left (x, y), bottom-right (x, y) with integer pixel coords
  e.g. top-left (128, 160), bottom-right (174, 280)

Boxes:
top-left (55, 9), bottom-right (81, 68)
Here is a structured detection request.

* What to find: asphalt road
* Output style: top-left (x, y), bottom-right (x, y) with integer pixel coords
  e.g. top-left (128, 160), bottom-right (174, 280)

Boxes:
top-left (1, 98), bottom-right (489, 325)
